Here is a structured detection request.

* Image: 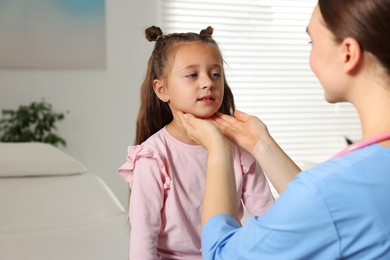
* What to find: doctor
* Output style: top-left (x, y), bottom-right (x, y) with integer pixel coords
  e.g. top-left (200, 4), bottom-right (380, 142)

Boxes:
top-left (178, 0), bottom-right (390, 259)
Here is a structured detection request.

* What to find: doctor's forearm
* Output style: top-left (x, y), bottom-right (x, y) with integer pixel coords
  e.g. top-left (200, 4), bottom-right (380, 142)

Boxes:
top-left (201, 141), bottom-right (238, 228)
top-left (253, 135), bottom-right (301, 194)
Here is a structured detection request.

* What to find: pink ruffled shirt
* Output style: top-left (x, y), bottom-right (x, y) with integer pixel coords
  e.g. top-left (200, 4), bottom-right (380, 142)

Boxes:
top-left (118, 127), bottom-right (274, 260)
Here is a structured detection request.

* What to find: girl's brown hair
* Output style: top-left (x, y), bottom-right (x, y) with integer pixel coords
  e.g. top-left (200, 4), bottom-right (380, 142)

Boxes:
top-left (318, 0), bottom-right (390, 75)
top-left (134, 26), bottom-right (235, 145)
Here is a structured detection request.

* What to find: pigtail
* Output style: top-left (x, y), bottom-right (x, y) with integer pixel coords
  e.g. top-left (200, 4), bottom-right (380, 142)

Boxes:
top-left (200, 26), bottom-right (214, 37)
top-left (145, 26), bottom-right (163, 42)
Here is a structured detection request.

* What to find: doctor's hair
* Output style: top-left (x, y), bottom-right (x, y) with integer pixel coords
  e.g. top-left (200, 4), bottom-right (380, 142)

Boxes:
top-left (318, 0), bottom-right (390, 75)
top-left (134, 25), bottom-right (235, 145)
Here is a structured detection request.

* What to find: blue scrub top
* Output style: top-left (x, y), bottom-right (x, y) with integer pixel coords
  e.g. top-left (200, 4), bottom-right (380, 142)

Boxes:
top-left (201, 144), bottom-right (390, 259)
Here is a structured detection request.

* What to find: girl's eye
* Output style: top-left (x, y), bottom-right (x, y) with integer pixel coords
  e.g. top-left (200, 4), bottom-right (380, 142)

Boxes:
top-left (186, 73), bottom-right (198, 78)
top-left (211, 73), bottom-right (221, 78)
top-left (308, 40), bottom-right (313, 45)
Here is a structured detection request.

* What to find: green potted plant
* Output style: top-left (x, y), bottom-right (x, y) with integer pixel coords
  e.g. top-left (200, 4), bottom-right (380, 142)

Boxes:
top-left (0, 99), bottom-right (67, 147)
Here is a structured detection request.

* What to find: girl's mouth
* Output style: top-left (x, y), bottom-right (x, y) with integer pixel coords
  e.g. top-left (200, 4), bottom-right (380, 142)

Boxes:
top-left (197, 95), bottom-right (215, 102)
top-left (197, 97), bottom-right (215, 105)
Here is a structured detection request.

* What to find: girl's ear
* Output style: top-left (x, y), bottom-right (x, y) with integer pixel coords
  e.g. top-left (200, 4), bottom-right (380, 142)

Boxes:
top-left (341, 37), bottom-right (363, 74)
top-left (153, 79), bottom-right (169, 102)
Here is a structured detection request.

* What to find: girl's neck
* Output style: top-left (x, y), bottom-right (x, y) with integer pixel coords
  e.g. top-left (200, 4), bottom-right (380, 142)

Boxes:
top-left (166, 120), bottom-right (198, 145)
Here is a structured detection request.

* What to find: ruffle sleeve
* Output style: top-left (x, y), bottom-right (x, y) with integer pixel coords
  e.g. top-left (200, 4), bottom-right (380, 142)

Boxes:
top-left (118, 145), bottom-right (171, 189)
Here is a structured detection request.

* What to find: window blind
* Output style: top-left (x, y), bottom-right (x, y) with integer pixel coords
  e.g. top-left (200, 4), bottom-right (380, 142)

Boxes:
top-left (161, 0), bottom-right (361, 166)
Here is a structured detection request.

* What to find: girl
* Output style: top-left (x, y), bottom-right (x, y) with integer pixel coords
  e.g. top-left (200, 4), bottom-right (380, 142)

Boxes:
top-left (118, 26), bottom-right (274, 259)
top-left (179, 0), bottom-right (390, 259)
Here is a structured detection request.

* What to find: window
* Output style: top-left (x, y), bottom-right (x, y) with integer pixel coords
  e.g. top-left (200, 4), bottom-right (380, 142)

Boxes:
top-left (161, 0), bottom-right (361, 166)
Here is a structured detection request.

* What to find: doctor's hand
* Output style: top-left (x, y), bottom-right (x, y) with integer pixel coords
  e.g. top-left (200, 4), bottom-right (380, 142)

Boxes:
top-left (213, 110), bottom-right (270, 154)
top-left (214, 110), bottom-right (301, 194)
top-left (177, 111), bottom-right (227, 151)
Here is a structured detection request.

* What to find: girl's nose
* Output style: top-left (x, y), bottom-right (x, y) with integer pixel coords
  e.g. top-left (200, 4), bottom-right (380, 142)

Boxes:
top-left (201, 75), bottom-right (213, 89)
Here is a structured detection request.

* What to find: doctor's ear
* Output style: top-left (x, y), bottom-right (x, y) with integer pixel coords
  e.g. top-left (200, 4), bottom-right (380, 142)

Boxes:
top-left (341, 37), bottom-right (363, 74)
top-left (153, 79), bottom-right (169, 103)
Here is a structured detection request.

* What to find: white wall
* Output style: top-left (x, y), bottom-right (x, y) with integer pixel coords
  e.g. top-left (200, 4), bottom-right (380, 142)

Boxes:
top-left (0, 0), bottom-right (159, 207)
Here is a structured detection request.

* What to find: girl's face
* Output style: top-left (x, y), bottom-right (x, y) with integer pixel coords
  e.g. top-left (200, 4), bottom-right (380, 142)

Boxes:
top-left (307, 5), bottom-right (347, 103)
top-left (155, 41), bottom-right (224, 119)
